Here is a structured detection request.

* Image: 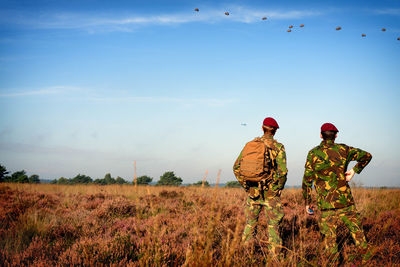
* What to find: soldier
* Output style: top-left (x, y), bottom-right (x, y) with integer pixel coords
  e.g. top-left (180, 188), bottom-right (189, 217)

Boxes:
top-left (302, 123), bottom-right (372, 262)
top-left (233, 117), bottom-right (288, 256)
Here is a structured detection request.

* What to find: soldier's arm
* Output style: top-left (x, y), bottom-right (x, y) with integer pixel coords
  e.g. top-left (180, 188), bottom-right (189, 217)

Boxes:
top-left (233, 151), bottom-right (248, 189)
top-left (274, 145), bottom-right (288, 190)
top-left (347, 146), bottom-right (372, 174)
top-left (302, 151), bottom-right (315, 206)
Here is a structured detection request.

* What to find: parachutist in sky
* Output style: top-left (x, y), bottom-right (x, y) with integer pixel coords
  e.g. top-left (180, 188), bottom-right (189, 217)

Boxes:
top-left (382, 28), bottom-right (386, 32)
top-left (225, 11), bottom-right (229, 16)
top-left (336, 27), bottom-right (342, 31)
top-left (262, 17), bottom-right (267, 20)
top-left (194, 8), bottom-right (199, 12)
top-left (362, 34), bottom-right (366, 37)
top-left (300, 24), bottom-right (304, 27)
top-left (241, 123), bottom-right (247, 126)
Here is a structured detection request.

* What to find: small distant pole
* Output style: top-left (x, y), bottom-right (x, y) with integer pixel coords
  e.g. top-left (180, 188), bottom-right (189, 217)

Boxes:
top-left (215, 169), bottom-right (221, 188)
top-left (202, 170), bottom-right (208, 188)
top-left (134, 161), bottom-right (137, 188)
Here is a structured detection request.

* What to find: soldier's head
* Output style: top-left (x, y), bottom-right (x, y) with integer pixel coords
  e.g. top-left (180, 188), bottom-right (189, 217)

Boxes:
top-left (320, 123), bottom-right (338, 141)
top-left (262, 117), bottom-right (279, 136)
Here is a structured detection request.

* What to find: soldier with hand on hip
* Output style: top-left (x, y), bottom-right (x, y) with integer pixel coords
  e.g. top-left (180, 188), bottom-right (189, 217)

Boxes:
top-left (302, 123), bottom-right (372, 263)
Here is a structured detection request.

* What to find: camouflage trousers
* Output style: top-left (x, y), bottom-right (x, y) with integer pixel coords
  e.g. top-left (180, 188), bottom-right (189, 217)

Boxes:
top-left (242, 196), bottom-right (284, 254)
top-left (319, 205), bottom-right (368, 259)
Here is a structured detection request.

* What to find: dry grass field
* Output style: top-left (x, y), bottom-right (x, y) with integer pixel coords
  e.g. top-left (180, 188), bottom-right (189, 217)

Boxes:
top-left (0, 183), bottom-right (399, 266)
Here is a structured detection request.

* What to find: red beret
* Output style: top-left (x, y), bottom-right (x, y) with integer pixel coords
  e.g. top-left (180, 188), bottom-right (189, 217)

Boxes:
top-left (263, 117), bottom-right (279, 128)
top-left (321, 123), bottom-right (339, 132)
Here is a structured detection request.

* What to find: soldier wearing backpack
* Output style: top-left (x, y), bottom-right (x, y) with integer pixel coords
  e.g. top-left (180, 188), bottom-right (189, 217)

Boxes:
top-left (233, 117), bottom-right (288, 255)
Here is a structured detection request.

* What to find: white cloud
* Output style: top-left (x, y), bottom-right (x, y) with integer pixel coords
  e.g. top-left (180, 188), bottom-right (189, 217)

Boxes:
top-left (90, 96), bottom-right (238, 107)
top-left (0, 85), bottom-right (237, 107)
top-left (0, 6), bottom-right (323, 32)
top-left (0, 86), bottom-right (82, 97)
top-left (373, 8), bottom-right (400, 16)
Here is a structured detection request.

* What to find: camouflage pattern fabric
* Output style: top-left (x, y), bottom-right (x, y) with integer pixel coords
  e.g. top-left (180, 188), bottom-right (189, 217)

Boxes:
top-left (319, 205), bottom-right (369, 260)
top-left (302, 140), bottom-right (372, 210)
top-left (233, 134), bottom-right (287, 253)
top-left (242, 195), bottom-right (284, 255)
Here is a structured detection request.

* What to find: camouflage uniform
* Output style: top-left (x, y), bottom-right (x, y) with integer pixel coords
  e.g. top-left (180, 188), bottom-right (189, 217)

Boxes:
top-left (233, 134), bottom-right (287, 254)
top-left (302, 140), bottom-right (372, 258)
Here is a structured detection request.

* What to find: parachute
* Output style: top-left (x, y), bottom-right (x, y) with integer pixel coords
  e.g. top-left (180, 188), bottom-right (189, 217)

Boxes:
top-left (187, 8), bottom-right (398, 43)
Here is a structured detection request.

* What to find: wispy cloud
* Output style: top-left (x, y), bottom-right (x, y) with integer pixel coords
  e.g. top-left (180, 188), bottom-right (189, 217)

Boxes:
top-left (0, 142), bottom-right (92, 155)
top-left (0, 86), bottom-right (82, 97)
top-left (0, 141), bottom-right (160, 162)
top-left (90, 96), bottom-right (238, 107)
top-left (0, 85), bottom-right (237, 107)
top-left (0, 6), bottom-right (322, 32)
top-left (373, 8), bottom-right (400, 16)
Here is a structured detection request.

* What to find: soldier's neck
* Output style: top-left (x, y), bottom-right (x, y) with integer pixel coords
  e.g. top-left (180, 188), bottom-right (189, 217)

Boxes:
top-left (262, 133), bottom-right (274, 140)
top-left (321, 139), bottom-right (335, 145)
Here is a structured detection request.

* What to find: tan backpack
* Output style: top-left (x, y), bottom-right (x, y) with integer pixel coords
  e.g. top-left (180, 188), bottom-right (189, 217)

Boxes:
top-left (238, 138), bottom-right (276, 182)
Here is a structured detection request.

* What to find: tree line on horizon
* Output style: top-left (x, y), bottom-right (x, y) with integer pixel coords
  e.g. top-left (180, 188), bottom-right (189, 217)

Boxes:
top-left (0, 164), bottom-right (241, 187)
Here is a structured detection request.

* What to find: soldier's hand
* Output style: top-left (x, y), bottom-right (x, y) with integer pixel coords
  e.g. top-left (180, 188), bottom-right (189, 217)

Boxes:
top-left (305, 205), bottom-right (315, 215)
top-left (276, 189), bottom-right (282, 197)
top-left (345, 168), bottom-right (355, 182)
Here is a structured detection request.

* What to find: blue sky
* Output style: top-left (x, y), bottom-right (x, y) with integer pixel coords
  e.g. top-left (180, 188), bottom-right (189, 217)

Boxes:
top-left (0, 0), bottom-right (399, 186)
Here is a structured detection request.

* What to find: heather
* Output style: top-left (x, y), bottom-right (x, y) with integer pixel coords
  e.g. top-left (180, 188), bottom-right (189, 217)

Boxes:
top-left (0, 184), bottom-right (399, 266)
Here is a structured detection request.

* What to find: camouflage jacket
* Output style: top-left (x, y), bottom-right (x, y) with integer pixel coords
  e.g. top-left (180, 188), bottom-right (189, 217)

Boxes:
top-left (233, 134), bottom-right (288, 198)
top-left (302, 140), bottom-right (372, 210)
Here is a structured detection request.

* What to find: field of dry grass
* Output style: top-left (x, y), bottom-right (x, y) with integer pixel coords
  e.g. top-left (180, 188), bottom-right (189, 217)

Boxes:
top-left (0, 183), bottom-right (399, 266)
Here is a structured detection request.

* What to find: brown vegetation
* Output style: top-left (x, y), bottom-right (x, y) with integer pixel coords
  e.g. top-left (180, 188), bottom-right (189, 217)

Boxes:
top-left (0, 183), bottom-right (399, 266)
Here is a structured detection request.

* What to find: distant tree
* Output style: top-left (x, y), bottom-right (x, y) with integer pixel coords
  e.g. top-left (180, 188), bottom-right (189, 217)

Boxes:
top-left (157, 171), bottom-right (183, 186)
top-left (50, 179), bottom-right (57, 184)
top-left (115, 176), bottom-right (127, 184)
top-left (93, 178), bottom-right (107, 185)
top-left (225, 181), bottom-right (241, 188)
top-left (71, 174), bottom-right (92, 184)
top-left (57, 177), bottom-right (70, 184)
top-left (136, 175), bottom-right (153, 185)
top-left (11, 170), bottom-right (29, 183)
top-left (104, 173), bottom-right (116, 184)
top-left (29, 174), bottom-right (40, 184)
top-left (191, 181), bottom-right (210, 187)
top-left (0, 164), bottom-right (9, 183)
